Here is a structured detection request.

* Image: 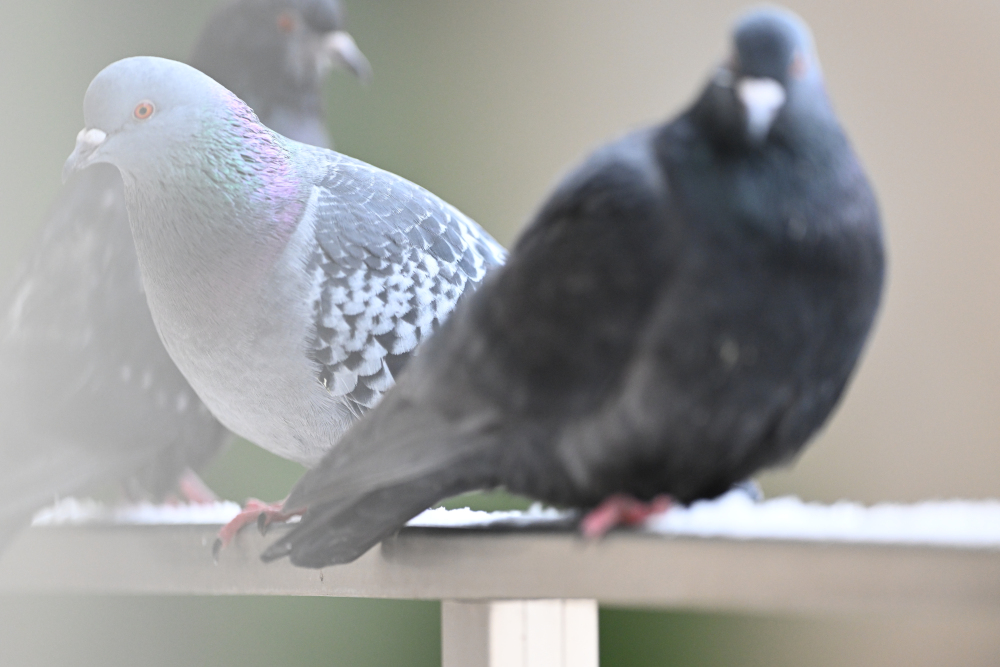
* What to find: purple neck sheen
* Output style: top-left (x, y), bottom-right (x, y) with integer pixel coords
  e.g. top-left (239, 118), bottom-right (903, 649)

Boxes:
top-left (213, 90), bottom-right (306, 244)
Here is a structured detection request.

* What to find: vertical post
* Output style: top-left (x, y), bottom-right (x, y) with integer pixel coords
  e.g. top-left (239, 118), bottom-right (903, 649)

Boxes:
top-left (441, 599), bottom-right (598, 667)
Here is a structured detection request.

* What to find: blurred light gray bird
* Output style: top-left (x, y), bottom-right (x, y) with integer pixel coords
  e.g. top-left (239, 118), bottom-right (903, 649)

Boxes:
top-left (0, 0), bottom-right (371, 552)
top-left (256, 7), bottom-right (886, 568)
top-left (61, 55), bottom-right (506, 547)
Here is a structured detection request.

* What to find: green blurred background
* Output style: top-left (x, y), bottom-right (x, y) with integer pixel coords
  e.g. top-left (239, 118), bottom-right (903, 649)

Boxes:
top-left (3, 0), bottom-right (1000, 664)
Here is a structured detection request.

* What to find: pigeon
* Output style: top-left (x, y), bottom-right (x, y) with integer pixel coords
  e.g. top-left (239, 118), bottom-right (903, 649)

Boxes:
top-left (60, 57), bottom-right (506, 537)
top-left (258, 7), bottom-right (886, 568)
top-left (193, 0), bottom-right (372, 148)
top-left (0, 0), bottom-right (370, 551)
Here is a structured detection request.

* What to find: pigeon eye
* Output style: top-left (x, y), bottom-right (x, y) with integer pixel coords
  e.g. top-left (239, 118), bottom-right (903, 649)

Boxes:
top-left (789, 51), bottom-right (807, 79)
top-left (133, 101), bottom-right (155, 120)
top-left (276, 12), bottom-right (295, 33)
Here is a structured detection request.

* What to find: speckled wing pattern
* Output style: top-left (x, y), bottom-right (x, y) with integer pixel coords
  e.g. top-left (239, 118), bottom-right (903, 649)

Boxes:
top-left (307, 155), bottom-right (506, 415)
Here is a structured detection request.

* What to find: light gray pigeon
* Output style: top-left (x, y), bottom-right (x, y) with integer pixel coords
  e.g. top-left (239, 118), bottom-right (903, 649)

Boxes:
top-left (0, 0), bottom-right (370, 552)
top-left (61, 56), bottom-right (506, 539)
top-left (258, 7), bottom-right (885, 568)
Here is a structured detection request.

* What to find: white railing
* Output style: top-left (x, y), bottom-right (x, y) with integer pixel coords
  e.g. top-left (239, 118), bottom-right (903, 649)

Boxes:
top-left (2, 508), bottom-right (999, 667)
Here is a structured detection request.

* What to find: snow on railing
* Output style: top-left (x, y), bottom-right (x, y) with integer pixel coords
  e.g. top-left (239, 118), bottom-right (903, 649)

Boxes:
top-left (32, 489), bottom-right (1000, 549)
top-left (7, 492), bottom-right (1000, 667)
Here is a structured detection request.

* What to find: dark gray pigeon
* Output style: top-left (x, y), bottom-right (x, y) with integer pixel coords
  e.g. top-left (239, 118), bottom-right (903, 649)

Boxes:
top-left (259, 7), bottom-right (886, 568)
top-left (0, 0), bottom-right (370, 551)
top-left (61, 56), bottom-right (506, 531)
top-left (194, 0), bottom-right (371, 148)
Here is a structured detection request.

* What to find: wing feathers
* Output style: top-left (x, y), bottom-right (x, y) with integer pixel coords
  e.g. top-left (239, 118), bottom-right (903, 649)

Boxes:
top-left (306, 155), bottom-right (505, 412)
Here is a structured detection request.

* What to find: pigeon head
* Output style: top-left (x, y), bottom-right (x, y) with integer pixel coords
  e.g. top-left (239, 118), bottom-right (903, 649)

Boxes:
top-left (62, 57), bottom-right (250, 183)
top-left (285, 0), bottom-right (371, 81)
top-left (194, 0), bottom-right (371, 85)
top-left (693, 7), bottom-right (829, 148)
top-left (190, 0), bottom-right (370, 146)
top-left (731, 8), bottom-right (819, 84)
top-left (63, 55), bottom-right (309, 296)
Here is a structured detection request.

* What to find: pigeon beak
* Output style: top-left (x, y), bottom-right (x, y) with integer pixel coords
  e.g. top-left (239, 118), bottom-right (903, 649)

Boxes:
top-left (321, 30), bottom-right (373, 84)
top-left (736, 77), bottom-right (786, 143)
top-left (62, 128), bottom-right (108, 183)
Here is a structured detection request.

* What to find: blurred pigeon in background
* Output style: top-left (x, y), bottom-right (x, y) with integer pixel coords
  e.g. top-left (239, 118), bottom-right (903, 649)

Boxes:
top-left (0, 0), bottom-right (369, 552)
top-left (194, 0), bottom-right (371, 148)
top-left (258, 7), bottom-right (886, 568)
top-left (61, 56), bottom-right (506, 546)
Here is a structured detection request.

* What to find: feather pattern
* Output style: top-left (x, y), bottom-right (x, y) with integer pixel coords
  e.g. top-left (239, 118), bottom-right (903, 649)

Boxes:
top-left (306, 155), bottom-right (506, 414)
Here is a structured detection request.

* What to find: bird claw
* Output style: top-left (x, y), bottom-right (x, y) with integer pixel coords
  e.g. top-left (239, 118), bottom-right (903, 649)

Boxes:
top-left (212, 537), bottom-right (223, 563)
top-left (580, 494), bottom-right (672, 539)
top-left (211, 497), bottom-right (302, 560)
top-left (178, 469), bottom-right (220, 504)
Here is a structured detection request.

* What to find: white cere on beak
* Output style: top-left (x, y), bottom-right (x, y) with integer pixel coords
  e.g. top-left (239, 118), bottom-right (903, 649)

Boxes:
top-left (77, 128), bottom-right (107, 148)
top-left (736, 77), bottom-right (786, 143)
top-left (62, 128), bottom-right (109, 183)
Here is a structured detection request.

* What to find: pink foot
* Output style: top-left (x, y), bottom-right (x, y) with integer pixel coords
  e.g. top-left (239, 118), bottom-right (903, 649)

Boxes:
top-left (177, 469), bottom-right (219, 504)
top-left (212, 498), bottom-right (302, 560)
top-left (580, 494), bottom-right (672, 539)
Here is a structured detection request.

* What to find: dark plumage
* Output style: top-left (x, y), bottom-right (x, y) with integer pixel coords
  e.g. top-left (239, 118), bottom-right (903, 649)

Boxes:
top-left (263, 6), bottom-right (885, 568)
top-left (192, 0), bottom-right (372, 148)
top-left (0, 0), bottom-right (368, 551)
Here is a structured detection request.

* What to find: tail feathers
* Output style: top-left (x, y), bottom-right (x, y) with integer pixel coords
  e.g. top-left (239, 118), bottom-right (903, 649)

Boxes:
top-left (262, 473), bottom-right (473, 568)
top-left (264, 366), bottom-right (503, 568)
top-left (283, 386), bottom-right (500, 514)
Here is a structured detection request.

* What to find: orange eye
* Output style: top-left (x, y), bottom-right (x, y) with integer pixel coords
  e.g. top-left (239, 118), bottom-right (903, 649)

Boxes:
top-left (789, 51), bottom-right (807, 79)
top-left (133, 101), bottom-right (155, 120)
top-left (276, 12), bottom-right (295, 33)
